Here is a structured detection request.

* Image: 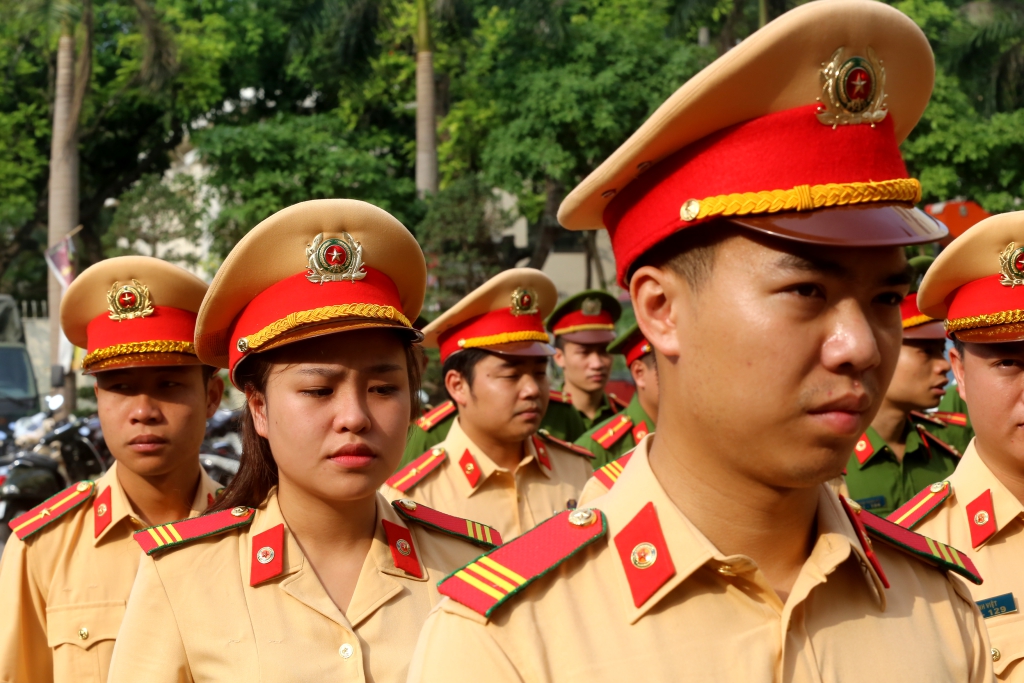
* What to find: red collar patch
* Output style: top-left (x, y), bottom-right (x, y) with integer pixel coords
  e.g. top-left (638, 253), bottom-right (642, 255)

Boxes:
top-left (966, 489), bottom-right (996, 549)
top-left (93, 485), bottom-right (113, 538)
top-left (613, 501), bottom-right (676, 607)
top-left (459, 449), bottom-right (482, 488)
top-left (382, 519), bottom-right (422, 578)
top-left (250, 523), bottom-right (285, 586)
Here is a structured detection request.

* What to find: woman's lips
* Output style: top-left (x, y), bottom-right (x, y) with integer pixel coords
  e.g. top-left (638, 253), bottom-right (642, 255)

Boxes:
top-left (328, 444), bottom-right (377, 469)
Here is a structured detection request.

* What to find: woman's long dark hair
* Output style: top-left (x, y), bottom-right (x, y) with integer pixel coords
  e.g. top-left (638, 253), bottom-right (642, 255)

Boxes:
top-left (208, 333), bottom-right (422, 513)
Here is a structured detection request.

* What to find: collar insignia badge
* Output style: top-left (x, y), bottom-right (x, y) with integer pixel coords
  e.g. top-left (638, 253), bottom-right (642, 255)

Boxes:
top-left (306, 232), bottom-right (367, 285)
top-left (817, 48), bottom-right (888, 128)
top-left (107, 280), bottom-right (154, 321)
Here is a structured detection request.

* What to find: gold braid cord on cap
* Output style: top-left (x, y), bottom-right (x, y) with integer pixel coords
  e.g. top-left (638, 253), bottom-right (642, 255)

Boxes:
top-left (679, 178), bottom-right (922, 222)
top-left (902, 314), bottom-right (933, 329)
top-left (553, 323), bottom-right (616, 335)
top-left (83, 341), bottom-right (196, 368)
top-left (240, 303), bottom-right (411, 353)
top-left (458, 330), bottom-right (550, 349)
top-left (946, 309), bottom-right (1024, 333)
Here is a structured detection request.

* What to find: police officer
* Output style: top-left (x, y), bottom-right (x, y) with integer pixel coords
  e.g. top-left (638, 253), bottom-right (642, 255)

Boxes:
top-left (106, 200), bottom-right (493, 682)
top-left (575, 324), bottom-right (657, 468)
top-left (892, 210), bottom-right (1024, 679)
top-left (843, 279), bottom-right (960, 516)
top-left (0, 257), bottom-right (223, 683)
top-left (547, 290), bottom-right (628, 430)
top-left (382, 269), bottom-right (594, 540)
top-left (408, 3), bottom-right (992, 681)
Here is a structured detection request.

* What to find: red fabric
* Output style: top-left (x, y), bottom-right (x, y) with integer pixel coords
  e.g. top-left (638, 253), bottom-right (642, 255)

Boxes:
top-left (966, 489), bottom-right (996, 549)
top-left (623, 337), bottom-right (652, 366)
top-left (382, 519), bottom-right (423, 578)
top-left (93, 486), bottom-right (112, 538)
top-left (438, 308), bottom-right (547, 363)
top-left (551, 309), bottom-right (615, 334)
top-left (947, 274), bottom-right (1024, 324)
top-left (613, 501), bottom-right (676, 607)
top-left (603, 105), bottom-right (909, 284)
top-left (853, 433), bottom-right (873, 466)
top-left (132, 506), bottom-right (254, 555)
top-left (632, 422), bottom-right (649, 442)
top-left (900, 293), bottom-right (926, 325)
top-left (250, 523), bottom-right (285, 586)
top-left (9, 482), bottom-right (94, 540)
top-left (532, 436), bottom-right (552, 470)
top-left (228, 267), bottom-right (403, 374)
top-left (840, 498), bottom-right (890, 589)
top-left (86, 306), bottom-right (197, 354)
top-left (459, 449), bottom-right (481, 488)
top-left (394, 501), bottom-right (503, 547)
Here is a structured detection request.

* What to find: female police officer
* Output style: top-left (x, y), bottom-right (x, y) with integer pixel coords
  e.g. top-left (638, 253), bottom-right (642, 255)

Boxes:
top-left (107, 200), bottom-right (496, 682)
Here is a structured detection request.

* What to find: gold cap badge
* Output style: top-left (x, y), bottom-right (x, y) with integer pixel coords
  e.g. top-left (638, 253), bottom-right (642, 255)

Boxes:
top-left (305, 232), bottom-right (367, 285)
top-left (999, 242), bottom-right (1024, 288)
top-left (510, 287), bottom-right (539, 316)
top-left (581, 297), bottom-right (602, 316)
top-left (817, 48), bottom-right (888, 128)
top-left (107, 280), bottom-right (154, 321)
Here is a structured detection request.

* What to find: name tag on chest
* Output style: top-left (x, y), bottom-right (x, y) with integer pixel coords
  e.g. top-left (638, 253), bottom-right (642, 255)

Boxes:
top-left (977, 593), bottom-right (1018, 619)
top-left (854, 496), bottom-right (886, 511)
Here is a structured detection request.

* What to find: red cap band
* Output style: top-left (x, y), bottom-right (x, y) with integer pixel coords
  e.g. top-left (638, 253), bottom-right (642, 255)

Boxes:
top-left (86, 306), bottom-right (197, 354)
top-left (438, 308), bottom-right (549, 363)
top-left (946, 274), bottom-right (1024, 334)
top-left (900, 293), bottom-right (932, 329)
top-left (551, 309), bottom-right (615, 335)
top-left (603, 105), bottom-right (910, 284)
top-left (623, 336), bottom-right (653, 366)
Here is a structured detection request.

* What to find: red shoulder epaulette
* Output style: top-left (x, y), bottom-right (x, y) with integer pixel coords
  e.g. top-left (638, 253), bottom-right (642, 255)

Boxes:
top-left (439, 507), bottom-right (606, 618)
top-left (386, 447), bottom-right (448, 492)
top-left (592, 450), bottom-right (635, 490)
top-left (536, 429), bottom-right (594, 458)
top-left (591, 414), bottom-right (633, 449)
top-left (415, 400), bottom-right (456, 431)
top-left (608, 393), bottom-right (628, 412)
top-left (909, 410), bottom-right (946, 427)
top-left (888, 480), bottom-right (951, 529)
top-left (392, 499), bottom-right (501, 549)
top-left (848, 501), bottom-right (981, 585)
top-left (134, 506), bottom-right (256, 556)
top-left (549, 389), bottom-right (570, 404)
top-left (9, 481), bottom-right (95, 540)
top-left (917, 428), bottom-right (961, 459)
top-left (933, 411), bottom-right (969, 427)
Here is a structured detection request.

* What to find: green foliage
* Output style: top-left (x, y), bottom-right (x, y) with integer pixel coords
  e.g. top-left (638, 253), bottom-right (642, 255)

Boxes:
top-left (104, 172), bottom-right (206, 264)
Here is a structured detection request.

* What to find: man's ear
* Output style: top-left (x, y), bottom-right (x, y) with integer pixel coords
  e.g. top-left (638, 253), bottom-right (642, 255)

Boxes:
top-left (950, 346), bottom-right (967, 401)
top-left (247, 387), bottom-right (270, 438)
top-left (205, 374), bottom-right (226, 419)
top-left (630, 265), bottom-right (685, 361)
top-left (629, 359), bottom-right (646, 390)
top-left (552, 347), bottom-right (566, 368)
top-left (444, 369), bottom-right (471, 409)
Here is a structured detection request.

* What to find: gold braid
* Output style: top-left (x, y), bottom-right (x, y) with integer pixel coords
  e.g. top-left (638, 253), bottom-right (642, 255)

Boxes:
top-left (241, 303), bottom-right (411, 352)
top-left (83, 341), bottom-right (195, 368)
top-left (945, 309), bottom-right (1024, 333)
top-left (459, 331), bottom-right (550, 349)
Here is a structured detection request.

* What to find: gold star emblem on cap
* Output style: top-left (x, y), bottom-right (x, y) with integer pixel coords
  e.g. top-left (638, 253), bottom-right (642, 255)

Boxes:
top-left (106, 280), bottom-right (154, 321)
top-left (305, 232), bottom-right (367, 285)
top-left (816, 48), bottom-right (888, 128)
top-left (510, 287), bottom-right (539, 316)
top-left (581, 297), bottom-right (602, 316)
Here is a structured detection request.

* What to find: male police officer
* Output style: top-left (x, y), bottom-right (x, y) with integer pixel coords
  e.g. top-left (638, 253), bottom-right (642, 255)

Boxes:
top-left (383, 269), bottom-right (593, 540)
top-left (0, 257), bottom-right (223, 683)
top-left (409, 3), bottom-right (992, 681)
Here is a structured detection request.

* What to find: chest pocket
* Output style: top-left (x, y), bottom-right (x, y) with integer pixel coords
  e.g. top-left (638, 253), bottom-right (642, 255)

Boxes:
top-left (984, 612), bottom-right (1024, 679)
top-left (46, 600), bottom-right (125, 682)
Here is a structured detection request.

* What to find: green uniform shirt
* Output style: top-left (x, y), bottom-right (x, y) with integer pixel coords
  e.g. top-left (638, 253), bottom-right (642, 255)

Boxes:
top-left (398, 399), bottom-right (586, 469)
top-left (844, 417), bottom-right (960, 517)
top-left (915, 385), bottom-right (974, 455)
top-left (575, 393), bottom-right (653, 470)
top-left (564, 389), bottom-right (626, 432)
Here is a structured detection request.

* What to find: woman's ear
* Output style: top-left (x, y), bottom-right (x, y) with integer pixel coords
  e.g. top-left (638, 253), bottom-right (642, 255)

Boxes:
top-left (630, 265), bottom-right (685, 361)
top-left (246, 386), bottom-right (270, 439)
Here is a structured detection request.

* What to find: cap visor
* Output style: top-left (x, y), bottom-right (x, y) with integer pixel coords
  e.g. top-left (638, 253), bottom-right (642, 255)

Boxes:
top-left (728, 204), bottom-right (948, 247)
top-left (558, 330), bottom-right (617, 345)
top-left (86, 353), bottom-right (205, 374)
top-left (479, 341), bottom-right (556, 357)
top-left (955, 323), bottom-right (1024, 344)
top-left (902, 321), bottom-right (947, 340)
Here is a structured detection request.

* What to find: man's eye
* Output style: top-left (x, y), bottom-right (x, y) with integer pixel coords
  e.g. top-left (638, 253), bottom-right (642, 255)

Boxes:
top-left (792, 283), bottom-right (824, 298)
top-left (875, 292), bottom-right (904, 306)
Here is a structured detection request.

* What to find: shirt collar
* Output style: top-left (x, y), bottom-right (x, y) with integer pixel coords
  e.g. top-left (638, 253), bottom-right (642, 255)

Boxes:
top-left (445, 418), bottom-right (550, 498)
top-left (854, 421), bottom-right (928, 469)
top-left (93, 463), bottom-right (220, 545)
top-left (626, 392), bottom-right (653, 428)
top-left (595, 440), bottom-right (886, 624)
top-left (949, 440), bottom-right (1024, 547)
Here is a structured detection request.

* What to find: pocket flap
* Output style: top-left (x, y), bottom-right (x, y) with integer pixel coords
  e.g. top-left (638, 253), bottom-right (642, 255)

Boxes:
top-left (988, 620), bottom-right (1024, 676)
top-left (46, 600), bottom-right (125, 650)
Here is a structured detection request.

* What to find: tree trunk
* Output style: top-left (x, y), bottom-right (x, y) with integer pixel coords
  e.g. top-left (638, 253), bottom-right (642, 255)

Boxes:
top-left (527, 177), bottom-right (564, 270)
top-left (415, 0), bottom-right (437, 197)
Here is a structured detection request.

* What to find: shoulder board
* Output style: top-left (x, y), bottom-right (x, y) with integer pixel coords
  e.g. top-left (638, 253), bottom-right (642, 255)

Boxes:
top-left (607, 393), bottom-right (628, 411)
top-left (439, 507), bottom-right (606, 618)
top-left (133, 506), bottom-right (255, 556)
top-left (592, 450), bottom-right (635, 490)
top-left (536, 429), bottom-right (594, 458)
top-left (591, 414), bottom-right (633, 449)
top-left (392, 499), bottom-right (501, 549)
top-left (917, 428), bottom-right (961, 459)
top-left (887, 480), bottom-right (952, 529)
top-left (415, 400), bottom-right (457, 431)
top-left (909, 410), bottom-right (946, 427)
top-left (858, 506), bottom-right (981, 585)
top-left (548, 389), bottom-right (570, 404)
top-left (933, 411), bottom-right (969, 427)
top-left (386, 447), bottom-right (448, 492)
top-left (9, 481), bottom-right (95, 541)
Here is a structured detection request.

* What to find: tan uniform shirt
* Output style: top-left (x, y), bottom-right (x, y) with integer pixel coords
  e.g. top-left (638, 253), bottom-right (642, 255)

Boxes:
top-left (409, 439), bottom-right (993, 683)
top-left (0, 463), bottom-right (219, 683)
top-left (909, 440), bottom-right (1024, 680)
top-left (107, 490), bottom-right (484, 683)
top-left (382, 418), bottom-right (592, 539)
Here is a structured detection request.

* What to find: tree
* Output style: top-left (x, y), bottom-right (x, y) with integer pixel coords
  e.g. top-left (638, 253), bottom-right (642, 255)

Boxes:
top-left (104, 172), bottom-right (206, 265)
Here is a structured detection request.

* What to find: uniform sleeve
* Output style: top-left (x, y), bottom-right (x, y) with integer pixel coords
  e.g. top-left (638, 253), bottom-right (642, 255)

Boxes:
top-left (407, 606), bottom-right (524, 683)
top-left (107, 555), bottom-right (191, 683)
top-left (948, 576), bottom-right (996, 683)
top-left (0, 536), bottom-right (52, 683)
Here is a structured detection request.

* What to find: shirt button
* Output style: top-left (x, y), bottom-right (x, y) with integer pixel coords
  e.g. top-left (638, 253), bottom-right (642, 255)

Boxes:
top-left (716, 564), bottom-right (736, 576)
top-left (992, 648), bottom-right (1001, 662)
top-left (339, 643), bottom-right (354, 659)
top-left (78, 627), bottom-right (89, 640)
